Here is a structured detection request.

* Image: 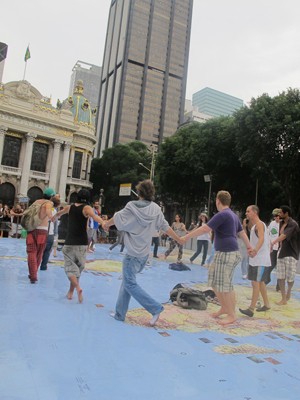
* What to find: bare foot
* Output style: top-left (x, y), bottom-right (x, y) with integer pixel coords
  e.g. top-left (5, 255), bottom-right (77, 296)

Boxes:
top-left (66, 290), bottom-right (74, 300)
top-left (286, 292), bottom-right (291, 301)
top-left (210, 309), bottom-right (227, 318)
top-left (217, 316), bottom-right (237, 326)
top-left (77, 288), bottom-right (83, 303)
top-left (276, 300), bottom-right (287, 305)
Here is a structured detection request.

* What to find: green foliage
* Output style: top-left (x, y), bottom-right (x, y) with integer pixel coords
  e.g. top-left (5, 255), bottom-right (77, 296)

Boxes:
top-left (90, 141), bottom-right (151, 214)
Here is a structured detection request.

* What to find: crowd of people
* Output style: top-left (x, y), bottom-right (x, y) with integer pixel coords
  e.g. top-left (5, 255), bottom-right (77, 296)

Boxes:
top-left (1, 180), bottom-right (299, 327)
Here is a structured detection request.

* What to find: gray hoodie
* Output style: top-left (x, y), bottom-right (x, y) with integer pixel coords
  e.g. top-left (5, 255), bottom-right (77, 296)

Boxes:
top-left (113, 200), bottom-right (170, 258)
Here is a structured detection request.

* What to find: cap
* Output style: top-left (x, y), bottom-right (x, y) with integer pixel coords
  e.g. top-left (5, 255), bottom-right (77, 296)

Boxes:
top-left (272, 208), bottom-right (281, 216)
top-left (43, 187), bottom-right (56, 197)
top-left (77, 189), bottom-right (90, 203)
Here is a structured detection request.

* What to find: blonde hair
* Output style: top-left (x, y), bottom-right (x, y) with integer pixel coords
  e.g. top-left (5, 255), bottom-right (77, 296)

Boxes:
top-left (217, 190), bottom-right (231, 206)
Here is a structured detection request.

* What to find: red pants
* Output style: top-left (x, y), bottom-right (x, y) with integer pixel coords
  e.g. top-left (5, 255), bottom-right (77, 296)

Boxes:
top-left (26, 229), bottom-right (48, 281)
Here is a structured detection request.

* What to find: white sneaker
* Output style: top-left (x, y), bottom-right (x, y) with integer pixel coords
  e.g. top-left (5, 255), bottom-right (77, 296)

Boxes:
top-left (110, 312), bottom-right (116, 318)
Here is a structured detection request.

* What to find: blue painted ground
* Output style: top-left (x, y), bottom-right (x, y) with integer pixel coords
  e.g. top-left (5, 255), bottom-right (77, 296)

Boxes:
top-left (0, 238), bottom-right (299, 400)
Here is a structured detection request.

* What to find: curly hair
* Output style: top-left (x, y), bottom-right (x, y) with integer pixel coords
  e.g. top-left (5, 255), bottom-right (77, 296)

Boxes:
top-left (136, 179), bottom-right (155, 201)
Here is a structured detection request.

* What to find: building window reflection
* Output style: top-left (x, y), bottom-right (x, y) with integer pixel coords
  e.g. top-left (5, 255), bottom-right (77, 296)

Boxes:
top-left (72, 151), bottom-right (83, 179)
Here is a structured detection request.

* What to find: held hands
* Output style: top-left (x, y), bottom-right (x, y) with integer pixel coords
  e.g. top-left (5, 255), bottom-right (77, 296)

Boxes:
top-left (177, 236), bottom-right (187, 245)
top-left (248, 247), bottom-right (256, 257)
top-left (102, 221), bottom-right (109, 232)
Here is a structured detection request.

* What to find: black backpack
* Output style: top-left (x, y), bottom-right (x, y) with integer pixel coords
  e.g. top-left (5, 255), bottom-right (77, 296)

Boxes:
top-left (170, 284), bottom-right (207, 310)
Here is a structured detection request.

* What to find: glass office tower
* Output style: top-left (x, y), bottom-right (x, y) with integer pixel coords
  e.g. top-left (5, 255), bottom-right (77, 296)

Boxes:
top-left (95, 0), bottom-right (193, 156)
top-left (192, 87), bottom-right (244, 118)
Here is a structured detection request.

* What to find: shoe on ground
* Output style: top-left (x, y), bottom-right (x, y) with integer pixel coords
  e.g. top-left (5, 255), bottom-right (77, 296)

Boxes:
top-left (239, 308), bottom-right (254, 317)
top-left (109, 312), bottom-right (116, 318)
top-left (256, 305), bottom-right (270, 312)
top-left (242, 274), bottom-right (247, 279)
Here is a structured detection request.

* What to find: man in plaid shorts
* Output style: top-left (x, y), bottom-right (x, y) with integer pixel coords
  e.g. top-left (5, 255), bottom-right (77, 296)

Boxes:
top-left (181, 190), bottom-right (252, 325)
top-left (271, 205), bottom-right (300, 305)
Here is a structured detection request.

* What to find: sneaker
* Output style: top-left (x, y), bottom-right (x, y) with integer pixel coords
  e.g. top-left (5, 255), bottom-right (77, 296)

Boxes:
top-left (108, 249), bottom-right (112, 253)
top-left (239, 308), bottom-right (254, 317)
top-left (256, 305), bottom-right (270, 312)
top-left (146, 261), bottom-right (151, 265)
top-left (242, 274), bottom-right (248, 279)
top-left (109, 312), bottom-right (116, 318)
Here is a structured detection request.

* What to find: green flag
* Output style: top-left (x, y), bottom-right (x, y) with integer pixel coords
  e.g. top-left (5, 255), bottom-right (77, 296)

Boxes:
top-left (24, 46), bottom-right (31, 62)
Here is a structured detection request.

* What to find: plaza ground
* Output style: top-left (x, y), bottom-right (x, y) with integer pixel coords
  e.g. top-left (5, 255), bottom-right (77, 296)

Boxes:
top-left (0, 238), bottom-right (299, 400)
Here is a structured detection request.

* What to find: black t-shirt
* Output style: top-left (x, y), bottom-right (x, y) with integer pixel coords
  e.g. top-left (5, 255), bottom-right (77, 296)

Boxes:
top-left (65, 204), bottom-right (88, 246)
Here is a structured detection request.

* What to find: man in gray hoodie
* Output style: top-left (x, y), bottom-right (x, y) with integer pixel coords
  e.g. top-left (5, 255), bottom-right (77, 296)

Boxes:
top-left (103, 180), bottom-right (181, 326)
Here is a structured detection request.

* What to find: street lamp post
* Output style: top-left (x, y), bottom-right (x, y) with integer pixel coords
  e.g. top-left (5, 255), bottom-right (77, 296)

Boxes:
top-left (138, 145), bottom-right (156, 181)
top-left (99, 188), bottom-right (104, 214)
top-left (203, 174), bottom-right (212, 216)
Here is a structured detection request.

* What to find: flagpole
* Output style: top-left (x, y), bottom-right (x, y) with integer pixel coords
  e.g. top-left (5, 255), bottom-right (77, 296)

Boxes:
top-left (23, 61), bottom-right (27, 81)
top-left (23, 43), bottom-right (30, 81)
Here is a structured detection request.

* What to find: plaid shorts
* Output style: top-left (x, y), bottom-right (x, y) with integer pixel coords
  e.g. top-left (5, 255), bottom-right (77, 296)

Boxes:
top-left (276, 257), bottom-right (297, 282)
top-left (208, 251), bottom-right (241, 292)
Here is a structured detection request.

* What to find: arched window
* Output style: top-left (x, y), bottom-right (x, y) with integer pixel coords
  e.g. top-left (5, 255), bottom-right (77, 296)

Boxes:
top-left (27, 186), bottom-right (43, 204)
top-left (0, 182), bottom-right (15, 206)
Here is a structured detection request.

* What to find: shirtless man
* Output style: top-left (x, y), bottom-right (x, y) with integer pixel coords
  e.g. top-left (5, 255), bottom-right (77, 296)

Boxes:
top-left (53, 189), bottom-right (104, 303)
top-left (26, 188), bottom-right (55, 283)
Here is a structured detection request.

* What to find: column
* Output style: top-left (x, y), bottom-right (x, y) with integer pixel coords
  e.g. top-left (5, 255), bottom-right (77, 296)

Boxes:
top-left (0, 126), bottom-right (8, 163)
top-left (68, 148), bottom-right (75, 178)
top-left (48, 139), bottom-right (63, 190)
top-left (58, 142), bottom-right (71, 201)
top-left (86, 154), bottom-right (92, 181)
top-left (19, 133), bottom-right (37, 195)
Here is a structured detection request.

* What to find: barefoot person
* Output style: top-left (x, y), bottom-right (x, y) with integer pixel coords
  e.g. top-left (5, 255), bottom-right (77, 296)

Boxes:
top-left (180, 190), bottom-right (252, 325)
top-left (103, 179), bottom-right (181, 326)
top-left (239, 205), bottom-right (271, 317)
top-left (271, 205), bottom-right (300, 305)
top-left (53, 190), bottom-right (104, 303)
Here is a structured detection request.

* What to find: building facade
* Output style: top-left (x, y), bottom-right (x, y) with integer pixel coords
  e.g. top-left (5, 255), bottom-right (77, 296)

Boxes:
top-left (0, 80), bottom-right (96, 206)
top-left (192, 87), bottom-right (244, 118)
top-left (96, 0), bottom-right (193, 156)
top-left (69, 61), bottom-right (102, 110)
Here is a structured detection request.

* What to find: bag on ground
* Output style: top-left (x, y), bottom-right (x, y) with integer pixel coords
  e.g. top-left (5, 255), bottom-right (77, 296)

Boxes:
top-left (170, 285), bottom-right (207, 310)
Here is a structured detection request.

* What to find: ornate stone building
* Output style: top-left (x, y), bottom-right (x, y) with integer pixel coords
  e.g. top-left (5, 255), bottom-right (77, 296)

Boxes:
top-left (0, 80), bottom-right (96, 205)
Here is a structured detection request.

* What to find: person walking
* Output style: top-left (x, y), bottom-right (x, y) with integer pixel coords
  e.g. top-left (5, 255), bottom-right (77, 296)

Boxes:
top-left (52, 190), bottom-right (104, 303)
top-left (180, 190), bottom-right (252, 325)
top-left (164, 214), bottom-right (187, 263)
top-left (239, 205), bottom-right (271, 317)
top-left (271, 205), bottom-right (300, 305)
top-left (109, 229), bottom-right (125, 253)
top-left (267, 208), bottom-right (281, 288)
top-left (189, 213), bottom-right (210, 265)
top-left (26, 188), bottom-right (55, 283)
top-left (103, 179), bottom-right (181, 326)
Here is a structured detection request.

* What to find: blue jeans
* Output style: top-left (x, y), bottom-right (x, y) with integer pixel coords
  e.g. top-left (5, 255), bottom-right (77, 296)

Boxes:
top-left (114, 254), bottom-right (164, 321)
top-left (40, 234), bottom-right (54, 270)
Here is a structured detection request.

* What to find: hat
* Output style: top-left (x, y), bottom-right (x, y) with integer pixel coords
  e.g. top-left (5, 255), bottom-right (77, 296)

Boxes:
top-left (272, 208), bottom-right (281, 216)
top-left (77, 189), bottom-right (90, 203)
top-left (43, 187), bottom-right (56, 197)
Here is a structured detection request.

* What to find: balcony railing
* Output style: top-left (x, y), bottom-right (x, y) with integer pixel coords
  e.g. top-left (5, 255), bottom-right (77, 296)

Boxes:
top-left (66, 177), bottom-right (93, 188)
top-left (29, 171), bottom-right (50, 181)
top-left (0, 165), bottom-right (22, 176)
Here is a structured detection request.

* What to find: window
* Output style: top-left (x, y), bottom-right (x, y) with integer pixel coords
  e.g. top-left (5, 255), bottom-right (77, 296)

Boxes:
top-left (30, 142), bottom-right (48, 172)
top-left (2, 136), bottom-right (22, 167)
top-left (72, 151), bottom-right (83, 179)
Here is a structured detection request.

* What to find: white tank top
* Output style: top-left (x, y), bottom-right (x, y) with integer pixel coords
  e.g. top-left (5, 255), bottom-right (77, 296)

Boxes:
top-left (249, 222), bottom-right (271, 266)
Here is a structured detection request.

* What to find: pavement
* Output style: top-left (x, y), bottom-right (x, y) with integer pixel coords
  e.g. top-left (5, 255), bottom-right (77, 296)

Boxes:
top-left (0, 238), bottom-right (300, 400)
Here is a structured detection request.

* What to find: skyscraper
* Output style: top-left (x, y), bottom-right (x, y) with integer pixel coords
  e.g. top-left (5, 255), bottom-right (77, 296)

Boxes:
top-left (96, 0), bottom-right (193, 156)
top-left (69, 61), bottom-right (102, 110)
top-left (192, 87), bottom-right (244, 118)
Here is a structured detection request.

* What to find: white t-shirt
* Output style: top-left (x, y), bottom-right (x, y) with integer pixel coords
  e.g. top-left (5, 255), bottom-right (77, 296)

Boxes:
top-left (268, 220), bottom-right (279, 250)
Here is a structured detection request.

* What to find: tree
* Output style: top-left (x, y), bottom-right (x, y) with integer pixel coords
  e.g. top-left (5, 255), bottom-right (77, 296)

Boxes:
top-left (90, 141), bottom-right (151, 214)
top-left (234, 88), bottom-right (300, 219)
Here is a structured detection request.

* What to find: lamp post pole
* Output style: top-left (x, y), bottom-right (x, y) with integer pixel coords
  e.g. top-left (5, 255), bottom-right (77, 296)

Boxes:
top-left (99, 188), bottom-right (104, 214)
top-left (203, 175), bottom-right (212, 216)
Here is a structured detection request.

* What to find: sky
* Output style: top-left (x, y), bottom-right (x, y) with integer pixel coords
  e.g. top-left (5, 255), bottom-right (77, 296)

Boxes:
top-left (2, 0), bottom-right (300, 106)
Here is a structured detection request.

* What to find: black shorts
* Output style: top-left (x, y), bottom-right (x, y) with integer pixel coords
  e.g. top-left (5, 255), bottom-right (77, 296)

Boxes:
top-left (248, 265), bottom-right (270, 283)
